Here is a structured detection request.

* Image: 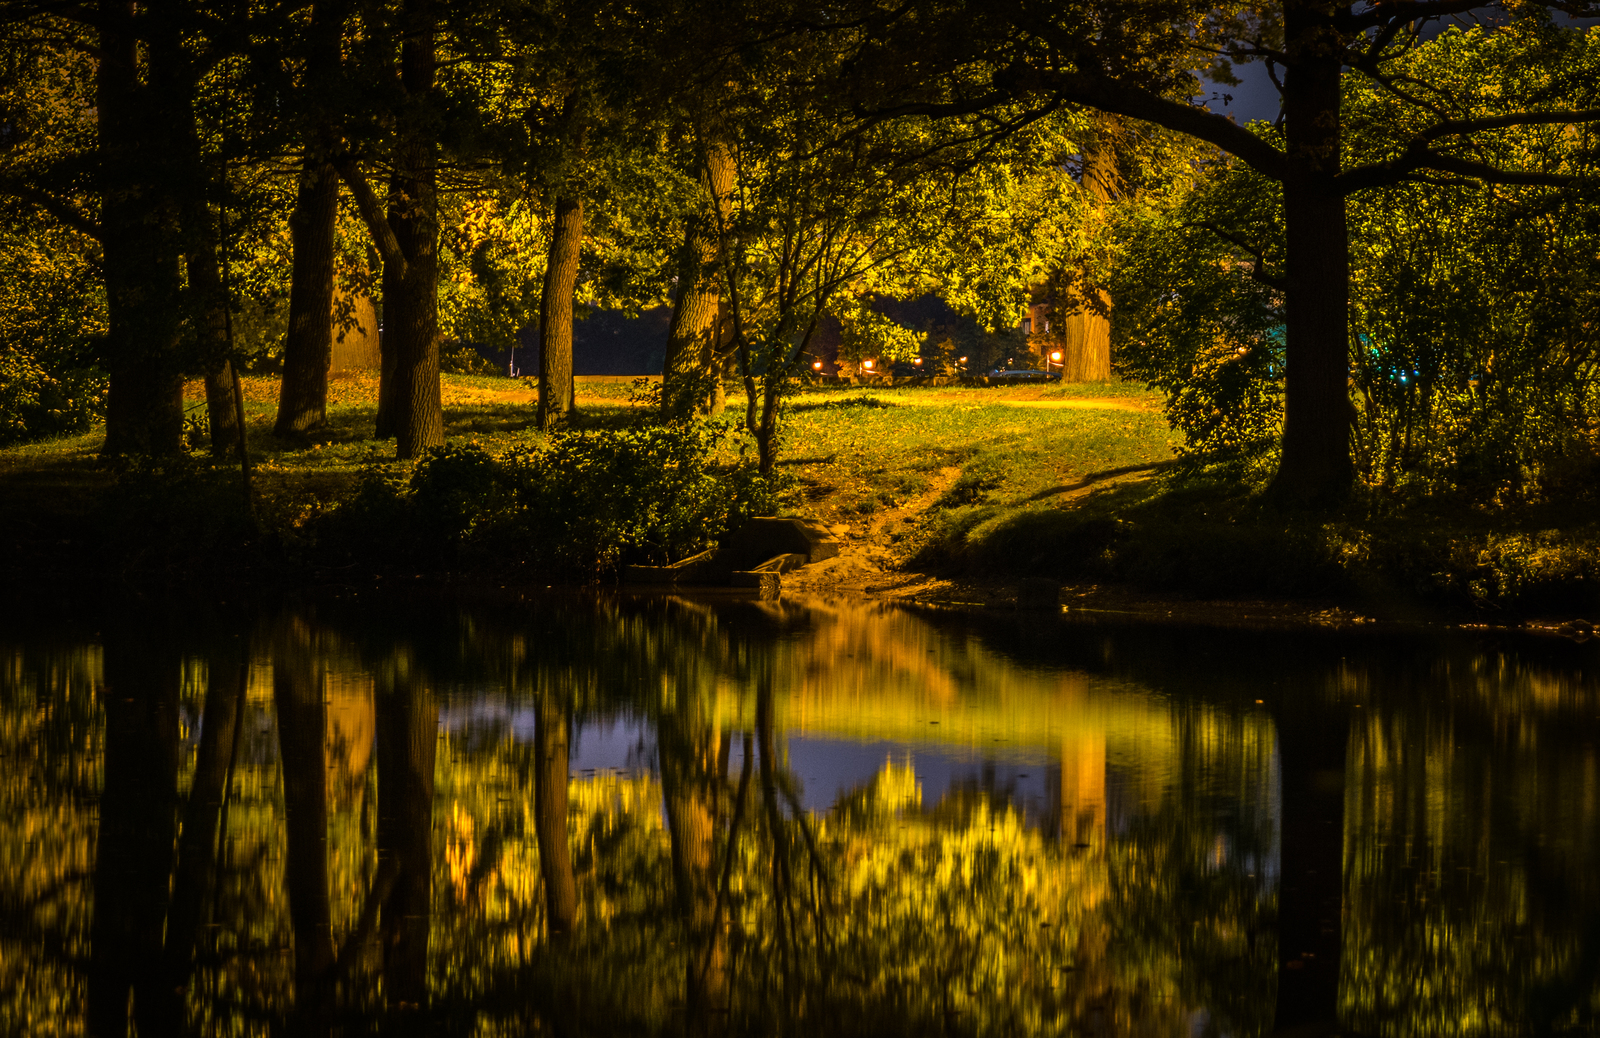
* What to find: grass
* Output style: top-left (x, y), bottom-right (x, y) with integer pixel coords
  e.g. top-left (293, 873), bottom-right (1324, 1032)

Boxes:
top-left (6, 372), bottom-right (1599, 619)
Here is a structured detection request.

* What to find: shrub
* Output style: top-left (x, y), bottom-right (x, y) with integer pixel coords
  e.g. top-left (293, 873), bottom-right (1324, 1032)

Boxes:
top-left (391, 424), bottom-right (779, 577)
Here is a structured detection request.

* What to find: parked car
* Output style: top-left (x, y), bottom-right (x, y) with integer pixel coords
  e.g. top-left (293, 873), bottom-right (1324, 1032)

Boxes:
top-left (986, 368), bottom-right (1061, 383)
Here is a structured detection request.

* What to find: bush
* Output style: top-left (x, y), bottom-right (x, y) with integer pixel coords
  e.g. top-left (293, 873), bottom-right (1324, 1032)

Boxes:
top-left (332, 424), bottom-right (781, 578)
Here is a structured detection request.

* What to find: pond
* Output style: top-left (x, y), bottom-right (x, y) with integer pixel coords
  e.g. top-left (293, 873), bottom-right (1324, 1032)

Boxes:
top-left (3, 593), bottom-right (1598, 1037)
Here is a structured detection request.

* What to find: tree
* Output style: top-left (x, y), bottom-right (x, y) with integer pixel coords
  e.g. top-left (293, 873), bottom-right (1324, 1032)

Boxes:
top-left (845, 0), bottom-right (1600, 504)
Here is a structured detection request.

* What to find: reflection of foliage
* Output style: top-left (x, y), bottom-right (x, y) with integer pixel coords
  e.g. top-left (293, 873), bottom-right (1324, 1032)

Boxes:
top-left (13, 598), bottom-right (1600, 1036)
top-left (1342, 704), bottom-right (1600, 1037)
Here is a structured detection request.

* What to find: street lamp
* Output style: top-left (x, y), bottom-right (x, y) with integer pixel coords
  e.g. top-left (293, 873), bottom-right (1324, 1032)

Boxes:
top-left (862, 359), bottom-right (875, 372)
top-left (1049, 349), bottom-right (1062, 374)
top-left (813, 360), bottom-right (823, 371)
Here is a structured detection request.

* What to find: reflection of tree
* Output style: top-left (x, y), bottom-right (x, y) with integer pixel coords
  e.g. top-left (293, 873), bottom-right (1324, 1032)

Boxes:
top-left (375, 650), bottom-right (437, 1020)
top-left (1342, 692), bottom-right (1600, 1036)
top-left (86, 627), bottom-right (180, 1038)
top-left (533, 679), bottom-right (576, 937)
top-left (28, 596), bottom-right (1600, 1036)
top-left (157, 635), bottom-right (246, 1031)
top-left (275, 620), bottom-right (337, 1028)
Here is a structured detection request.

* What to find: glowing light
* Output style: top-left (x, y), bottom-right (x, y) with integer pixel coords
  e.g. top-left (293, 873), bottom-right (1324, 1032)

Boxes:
top-left (912, 357), bottom-right (923, 365)
top-left (813, 360), bottom-right (823, 370)
top-left (862, 359), bottom-right (875, 370)
top-left (1050, 351), bottom-right (1062, 362)
top-left (959, 356), bottom-right (968, 363)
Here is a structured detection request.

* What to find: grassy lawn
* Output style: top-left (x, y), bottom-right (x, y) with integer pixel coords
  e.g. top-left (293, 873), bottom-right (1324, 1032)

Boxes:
top-left (7, 372), bottom-right (1597, 618)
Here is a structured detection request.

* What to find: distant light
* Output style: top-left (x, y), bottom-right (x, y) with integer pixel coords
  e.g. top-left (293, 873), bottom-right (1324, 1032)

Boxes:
top-left (912, 357), bottom-right (923, 365)
top-left (862, 359), bottom-right (875, 370)
top-left (959, 356), bottom-right (968, 363)
top-left (1050, 351), bottom-right (1062, 361)
top-left (813, 360), bottom-right (823, 370)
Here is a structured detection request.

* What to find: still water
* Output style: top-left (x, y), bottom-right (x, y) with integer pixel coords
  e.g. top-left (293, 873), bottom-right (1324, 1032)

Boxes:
top-left (3, 593), bottom-right (1598, 1037)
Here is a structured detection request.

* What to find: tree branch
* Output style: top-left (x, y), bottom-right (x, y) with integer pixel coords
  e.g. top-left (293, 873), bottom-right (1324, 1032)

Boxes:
top-left (3, 183), bottom-right (103, 241)
top-left (1188, 221), bottom-right (1285, 292)
top-left (333, 158), bottom-right (407, 275)
top-left (1339, 140), bottom-right (1583, 193)
top-left (862, 68), bottom-right (1293, 181)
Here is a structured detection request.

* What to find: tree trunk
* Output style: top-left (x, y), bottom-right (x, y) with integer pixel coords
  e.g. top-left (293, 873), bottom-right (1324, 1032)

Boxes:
top-left (275, 640), bottom-right (337, 1029)
top-left (383, 0), bottom-right (443, 459)
top-left (661, 140), bottom-right (735, 419)
top-left (375, 668), bottom-right (437, 1015)
top-left (1057, 119), bottom-right (1116, 383)
top-left (1270, 3), bottom-right (1353, 505)
top-left (537, 195), bottom-right (583, 432)
top-left (152, 643), bottom-right (245, 1033)
top-left (532, 684), bottom-right (577, 937)
top-left (275, 158), bottom-right (340, 436)
top-left (87, 630), bottom-right (181, 1038)
top-left (98, 8), bottom-right (185, 457)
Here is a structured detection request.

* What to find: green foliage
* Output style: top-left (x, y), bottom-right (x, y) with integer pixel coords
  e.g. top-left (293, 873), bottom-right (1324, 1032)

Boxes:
top-left (1113, 23), bottom-right (1600, 500)
top-left (338, 425), bottom-right (781, 576)
top-left (0, 222), bottom-right (108, 445)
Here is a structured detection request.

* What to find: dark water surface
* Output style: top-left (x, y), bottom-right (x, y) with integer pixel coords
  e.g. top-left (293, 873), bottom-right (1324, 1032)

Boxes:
top-left (4, 593), bottom-right (1599, 1037)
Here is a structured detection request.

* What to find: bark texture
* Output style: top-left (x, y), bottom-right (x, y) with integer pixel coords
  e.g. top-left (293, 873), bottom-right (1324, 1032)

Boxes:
top-left (374, 0), bottom-right (443, 457)
top-left (537, 195), bottom-right (584, 431)
top-left (532, 685), bottom-right (577, 936)
top-left (1271, 1), bottom-right (1354, 505)
top-left (1057, 119), bottom-right (1116, 383)
top-left (275, 158), bottom-right (340, 436)
top-left (661, 140), bottom-right (736, 418)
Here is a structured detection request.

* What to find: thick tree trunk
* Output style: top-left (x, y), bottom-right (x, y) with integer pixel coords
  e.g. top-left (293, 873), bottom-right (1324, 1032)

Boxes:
top-left (151, 644), bottom-right (245, 1033)
top-left (98, 8), bottom-right (185, 457)
top-left (1058, 119), bottom-right (1115, 383)
top-left (661, 140), bottom-right (735, 419)
top-left (532, 685), bottom-right (577, 937)
top-left (382, 0), bottom-right (443, 459)
top-left (1271, 3), bottom-right (1353, 505)
top-left (87, 630), bottom-right (180, 1038)
top-left (275, 158), bottom-right (340, 436)
top-left (375, 669), bottom-right (437, 1015)
top-left (275, 642), bottom-right (337, 1028)
top-left (537, 195), bottom-right (583, 431)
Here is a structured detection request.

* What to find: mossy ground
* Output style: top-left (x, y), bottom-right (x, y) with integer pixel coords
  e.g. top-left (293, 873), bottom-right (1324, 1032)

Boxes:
top-left (2, 372), bottom-right (1597, 621)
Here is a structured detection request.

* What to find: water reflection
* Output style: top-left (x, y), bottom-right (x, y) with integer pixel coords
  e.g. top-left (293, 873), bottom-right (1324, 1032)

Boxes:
top-left (2, 596), bottom-right (1599, 1035)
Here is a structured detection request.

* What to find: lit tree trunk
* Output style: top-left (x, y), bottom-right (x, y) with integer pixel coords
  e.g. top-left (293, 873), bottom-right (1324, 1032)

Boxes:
top-left (1058, 118), bottom-right (1116, 383)
top-left (87, 630), bottom-right (181, 1038)
top-left (532, 683), bottom-right (577, 937)
top-left (662, 140), bottom-right (735, 418)
top-left (375, 667), bottom-right (437, 1016)
top-left (1270, 2), bottom-right (1353, 505)
top-left (275, 157), bottom-right (340, 436)
top-left (152, 642), bottom-right (245, 1032)
top-left (98, 7), bottom-right (185, 457)
top-left (275, 640), bottom-right (336, 1029)
top-left (537, 195), bottom-right (583, 432)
